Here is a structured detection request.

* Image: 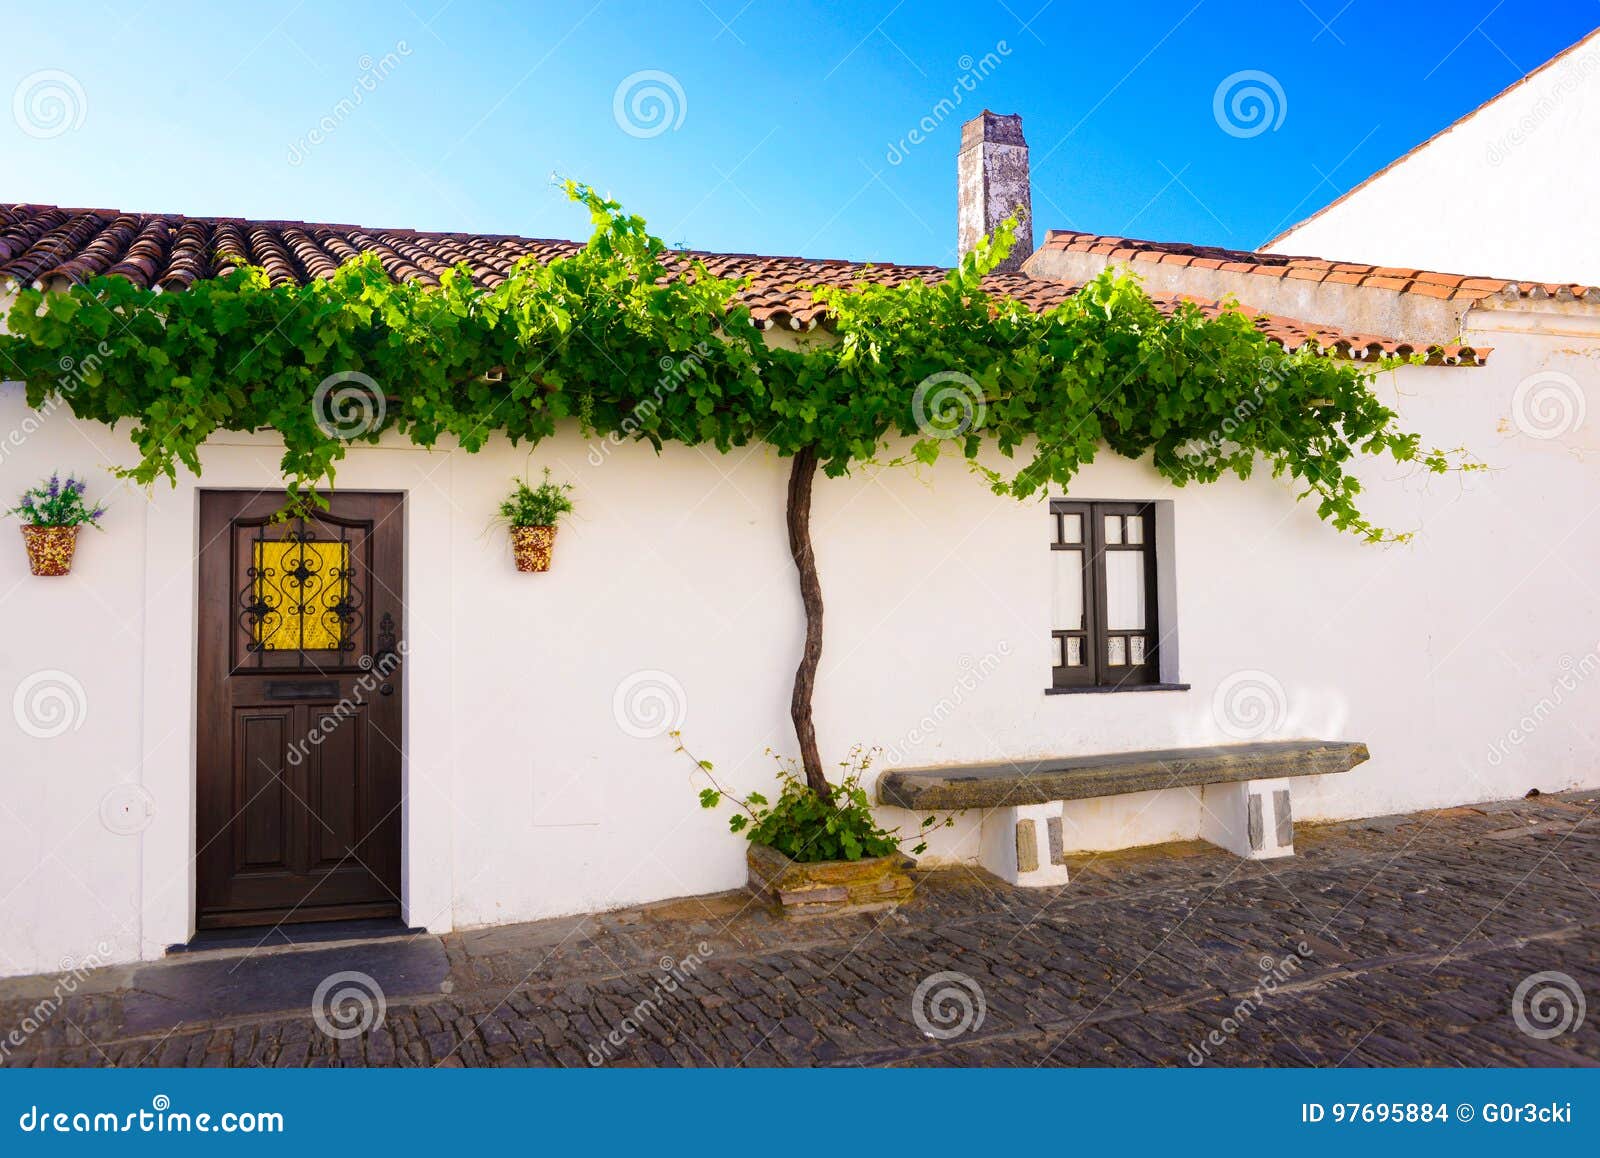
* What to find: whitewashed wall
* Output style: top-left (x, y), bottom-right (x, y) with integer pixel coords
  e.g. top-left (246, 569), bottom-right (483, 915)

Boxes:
top-left (2, 316), bottom-right (1599, 978)
top-left (1270, 31), bottom-right (1600, 284)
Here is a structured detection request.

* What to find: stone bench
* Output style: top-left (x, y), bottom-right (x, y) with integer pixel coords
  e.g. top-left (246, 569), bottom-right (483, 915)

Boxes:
top-left (877, 740), bottom-right (1369, 887)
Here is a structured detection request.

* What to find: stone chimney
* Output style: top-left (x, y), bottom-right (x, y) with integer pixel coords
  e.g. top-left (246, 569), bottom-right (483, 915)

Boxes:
top-left (957, 111), bottom-right (1033, 273)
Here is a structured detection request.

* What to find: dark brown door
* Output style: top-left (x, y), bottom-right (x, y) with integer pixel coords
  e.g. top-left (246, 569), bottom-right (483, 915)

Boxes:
top-left (196, 491), bottom-right (404, 929)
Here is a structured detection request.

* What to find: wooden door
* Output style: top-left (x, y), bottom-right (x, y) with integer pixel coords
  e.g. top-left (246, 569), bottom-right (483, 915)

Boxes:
top-left (196, 491), bottom-right (404, 929)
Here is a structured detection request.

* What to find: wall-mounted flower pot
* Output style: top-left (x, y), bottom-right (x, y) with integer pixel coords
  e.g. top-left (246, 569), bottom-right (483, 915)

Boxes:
top-left (511, 525), bottom-right (556, 572)
top-left (20, 525), bottom-right (80, 577)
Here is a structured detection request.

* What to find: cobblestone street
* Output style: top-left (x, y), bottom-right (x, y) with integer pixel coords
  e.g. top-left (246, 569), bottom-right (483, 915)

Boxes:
top-left (3, 791), bottom-right (1597, 1068)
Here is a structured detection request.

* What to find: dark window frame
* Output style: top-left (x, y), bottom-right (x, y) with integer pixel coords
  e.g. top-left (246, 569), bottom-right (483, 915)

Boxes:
top-left (1049, 499), bottom-right (1170, 692)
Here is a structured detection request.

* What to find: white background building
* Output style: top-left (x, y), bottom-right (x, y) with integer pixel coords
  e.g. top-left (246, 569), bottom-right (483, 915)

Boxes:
top-left (1268, 28), bottom-right (1600, 285)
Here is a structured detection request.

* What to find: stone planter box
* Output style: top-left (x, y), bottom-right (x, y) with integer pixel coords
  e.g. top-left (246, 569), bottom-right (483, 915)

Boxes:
top-left (746, 842), bottom-right (915, 919)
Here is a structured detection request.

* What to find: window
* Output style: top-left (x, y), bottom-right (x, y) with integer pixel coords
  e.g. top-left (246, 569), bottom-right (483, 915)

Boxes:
top-left (1050, 500), bottom-right (1179, 691)
top-left (249, 534), bottom-right (356, 653)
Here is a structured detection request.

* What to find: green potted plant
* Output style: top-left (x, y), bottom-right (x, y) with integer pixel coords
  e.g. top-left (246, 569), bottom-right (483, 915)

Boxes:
top-left (677, 734), bottom-right (951, 918)
top-left (498, 468), bottom-right (574, 572)
top-left (8, 474), bottom-right (105, 577)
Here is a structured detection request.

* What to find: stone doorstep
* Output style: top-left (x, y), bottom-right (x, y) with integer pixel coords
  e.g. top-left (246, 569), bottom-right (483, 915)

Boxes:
top-left (119, 937), bottom-right (452, 1036)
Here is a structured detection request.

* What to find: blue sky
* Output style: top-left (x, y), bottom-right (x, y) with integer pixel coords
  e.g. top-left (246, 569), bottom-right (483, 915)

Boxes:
top-left (3, 1), bottom-right (1594, 267)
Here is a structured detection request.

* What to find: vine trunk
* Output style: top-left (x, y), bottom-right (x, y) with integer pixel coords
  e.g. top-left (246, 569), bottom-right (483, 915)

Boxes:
top-left (786, 445), bottom-right (832, 803)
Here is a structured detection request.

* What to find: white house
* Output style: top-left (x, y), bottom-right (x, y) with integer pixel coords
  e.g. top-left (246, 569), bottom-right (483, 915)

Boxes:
top-left (3, 89), bottom-right (1599, 979)
top-left (1268, 27), bottom-right (1600, 284)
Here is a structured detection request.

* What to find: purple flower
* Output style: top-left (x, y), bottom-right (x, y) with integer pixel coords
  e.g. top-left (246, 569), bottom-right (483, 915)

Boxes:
top-left (47, 475), bottom-right (59, 498)
top-left (90, 508), bottom-right (105, 521)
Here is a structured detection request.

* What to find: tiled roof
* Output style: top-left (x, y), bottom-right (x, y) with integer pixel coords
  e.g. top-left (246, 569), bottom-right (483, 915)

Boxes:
top-left (1040, 229), bottom-right (1599, 305)
top-left (0, 203), bottom-right (1478, 363)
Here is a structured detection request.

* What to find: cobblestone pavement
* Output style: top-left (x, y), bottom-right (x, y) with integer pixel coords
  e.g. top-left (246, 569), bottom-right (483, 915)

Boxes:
top-left (3, 791), bottom-right (1598, 1068)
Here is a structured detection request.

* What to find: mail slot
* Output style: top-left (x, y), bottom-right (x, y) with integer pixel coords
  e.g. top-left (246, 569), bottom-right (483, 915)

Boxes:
top-left (264, 680), bottom-right (340, 701)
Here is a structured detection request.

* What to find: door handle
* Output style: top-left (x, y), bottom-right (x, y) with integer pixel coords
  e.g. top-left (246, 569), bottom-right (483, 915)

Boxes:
top-left (368, 611), bottom-right (401, 672)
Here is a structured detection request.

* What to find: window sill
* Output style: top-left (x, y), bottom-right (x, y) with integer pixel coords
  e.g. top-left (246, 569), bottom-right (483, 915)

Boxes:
top-left (1045, 682), bottom-right (1192, 696)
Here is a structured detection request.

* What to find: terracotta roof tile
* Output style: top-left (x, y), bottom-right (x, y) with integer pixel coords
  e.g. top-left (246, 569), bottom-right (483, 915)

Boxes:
top-left (1405, 282), bottom-right (1457, 301)
top-left (0, 202), bottom-right (1484, 365)
top-left (1040, 228), bottom-right (1598, 305)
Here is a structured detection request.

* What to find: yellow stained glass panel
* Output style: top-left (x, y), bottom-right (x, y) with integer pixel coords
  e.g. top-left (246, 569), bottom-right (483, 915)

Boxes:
top-left (252, 539), bottom-right (350, 651)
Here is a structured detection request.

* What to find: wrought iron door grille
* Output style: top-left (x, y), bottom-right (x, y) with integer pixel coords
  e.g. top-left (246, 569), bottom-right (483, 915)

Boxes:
top-left (239, 521), bottom-right (362, 661)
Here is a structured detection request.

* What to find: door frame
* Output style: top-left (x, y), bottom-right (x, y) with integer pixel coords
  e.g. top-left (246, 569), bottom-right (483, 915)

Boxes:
top-left (129, 442), bottom-right (455, 961)
top-left (194, 489), bottom-right (405, 930)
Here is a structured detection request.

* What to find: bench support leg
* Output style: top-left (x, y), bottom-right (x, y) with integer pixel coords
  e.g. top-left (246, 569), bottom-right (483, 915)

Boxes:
top-left (1200, 777), bottom-right (1295, 859)
top-left (979, 803), bottom-right (1070, 886)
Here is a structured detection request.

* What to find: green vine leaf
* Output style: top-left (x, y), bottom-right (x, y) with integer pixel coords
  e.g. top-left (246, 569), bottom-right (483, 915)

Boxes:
top-left (0, 185), bottom-right (1473, 541)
